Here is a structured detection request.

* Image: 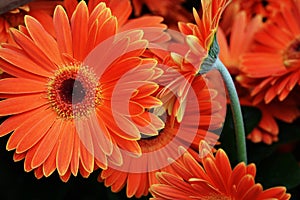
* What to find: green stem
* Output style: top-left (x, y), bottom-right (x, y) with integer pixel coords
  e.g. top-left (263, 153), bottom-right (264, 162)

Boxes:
top-left (215, 58), bottom-right (247, 164)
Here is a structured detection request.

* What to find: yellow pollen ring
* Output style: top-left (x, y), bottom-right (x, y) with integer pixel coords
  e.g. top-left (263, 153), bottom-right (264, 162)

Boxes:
top-left (47, 64), bottom-right (102, 119)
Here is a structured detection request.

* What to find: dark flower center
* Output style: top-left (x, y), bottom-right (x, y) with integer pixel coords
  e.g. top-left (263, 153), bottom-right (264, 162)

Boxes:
top-left (283, 38), bottom-right (300, 67)
top-left (48, 65), bottom-right (102, 119)
top-left (59, 78), bottom-right (86, 104)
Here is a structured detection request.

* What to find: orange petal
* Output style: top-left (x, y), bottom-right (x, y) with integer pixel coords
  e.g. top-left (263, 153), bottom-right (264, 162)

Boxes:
top-left (0, 46), bottom-right (51, 77)
top-left (108, 0), bottom-right (131, 27)
top-left (0, 94), bottom-right (48, 116)
top-left (79, 141), bottom-right (94, 173)
top-left (92, 112), bottom-right (113, 155)
top-left (9, 28), bottom-right (56, 71)
top-left (25, 15), bottom-right (64, 66)
top-left (135, 172), bottom-right (149, 197)
top-left (99, 107), bottom-right (140, 140)
top-left (70, 131), bottom-right (80, 176)
top-left (53, 5), bottom-right (73, 57)
top-left (115, 136), bottom-right (141, 157)
top-left (43, 142), bottom-right (58, 177)
top-left (24, 141), bottom-right (40, 172)
top-left (57, 121), bottom-right (74, 176)
top-left (34, 166), bottom-right (44, 179)
top-left (6, 106), bottom-right (49, 150)
top-left (215, 149), bottom-right (232, 185)
top-left (135, 96), bottom-right (162, 108)
top-left (88, 3), bottom-right (108, 28)
top-left (0, 78), bottom-right (45, 94)
top-left (107, 145), bottom-right (123, 166)
top-left (13, 152), bottom-right (26, 162)
top-left (60, 170), bottom-right (71, 182)
top-left (107, 171), bottom-right (127, 192)
top-left (71, 1), bottom-right (89, 60)
top-left (127, 173), bottom-right (141, 197)
top-left (16, 110), bottom-right (56, 153)
top-left (76, 118), bottom-right (94, 173)
top-left (0, 108), bottom-right (39, 137)
top-left (31, 119), bottom-right (62, 168)
top-left (0, 59), bottom-right (44, 82)
top-left (95, 16), bottom-right (117, 45)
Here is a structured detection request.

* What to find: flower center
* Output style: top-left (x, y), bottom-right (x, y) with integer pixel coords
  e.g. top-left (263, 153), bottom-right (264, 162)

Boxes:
top-left (59, 78), bottom-right (86, 104)
top-left (138, 117), bottom-right (175, 153)
top-left (47, 64), bottom-right (102, 119)
top-left (283, 37), bottom-right (300, 67)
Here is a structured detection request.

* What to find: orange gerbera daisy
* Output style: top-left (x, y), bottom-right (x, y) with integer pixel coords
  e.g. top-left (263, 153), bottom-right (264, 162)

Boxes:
top-left (0, 0), bottom-right (62, 43)
top-left (0, 1), bottom-right (163, 181)
top-left (220, 0), bottom-right (292, 36)
top-left (150, 141), bottom-right (291, 200)
top-left (239, 0), bottom-right (300, 106)
top-left (99, 74), bottom-right (224, 198)
top-left (179, 0), bottom-right (231, 53)
top-left (218, 10), bottom-right (300, 144)
top-left (152, 0), bottom-right (230, 122)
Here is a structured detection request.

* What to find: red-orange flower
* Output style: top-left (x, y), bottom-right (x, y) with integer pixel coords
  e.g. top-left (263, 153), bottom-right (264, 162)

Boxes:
top-left (220, 0), bottom-right (293, 36)
top-left (218, 9), bottom-right (300, 144)
top-left (179, 0), bottom-right (231, 53)
top-left (152, 0), bottom-right (230, 122)
top-left (0, 1), bottom-right (163, 181)
top-left (239, 0), bottom-right (300, 105)
top-left (150, 141), bottom-right (291, 200)
top-left (99, 75), bottom-right (224, 198)
top-left (0, 0), bottom-right (62, 43)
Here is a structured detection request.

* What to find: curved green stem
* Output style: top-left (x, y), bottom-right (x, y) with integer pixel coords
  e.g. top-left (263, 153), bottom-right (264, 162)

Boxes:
top-left (215, 58), bottom-right (247, 164)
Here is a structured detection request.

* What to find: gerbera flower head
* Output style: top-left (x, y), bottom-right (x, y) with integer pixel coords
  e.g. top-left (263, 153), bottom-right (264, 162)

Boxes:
top-left (0, 0), bottom-right (62, 43)
top-left (220, 0), bottom-right (293, 36)
top-left (179, 0), bottom-right (231, 52)
top-left (239, 0), bottom-right (300, 105)
top-left (217, 9), bottom-right (300, 144)
top-left (0, 1), bottom-right (164, 181)
top-left (150, 140), bottom-right (291, 200)
top-left (99, 74), bottom-right (224, 198)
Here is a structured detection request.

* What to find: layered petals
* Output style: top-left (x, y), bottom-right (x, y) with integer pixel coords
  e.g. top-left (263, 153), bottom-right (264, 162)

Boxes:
top-left (0, 1), bottom-right (164, 182)
top-left (150, 141), bottom-right (291, 200)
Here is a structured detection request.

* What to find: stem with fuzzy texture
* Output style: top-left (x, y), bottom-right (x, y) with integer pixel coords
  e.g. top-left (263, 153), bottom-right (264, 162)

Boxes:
top-left (215, 58), bottom-right (247, 164)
